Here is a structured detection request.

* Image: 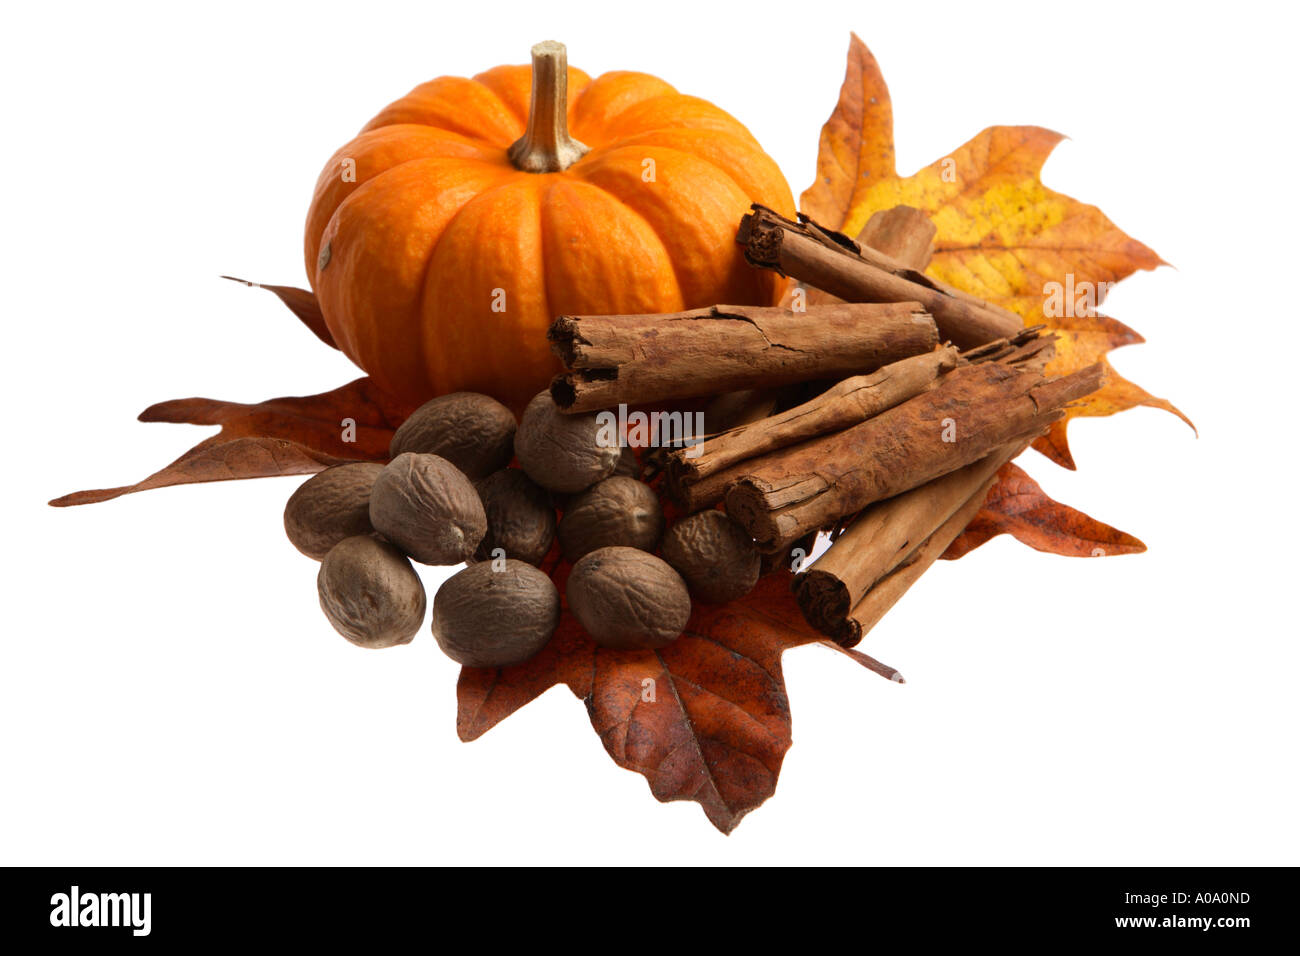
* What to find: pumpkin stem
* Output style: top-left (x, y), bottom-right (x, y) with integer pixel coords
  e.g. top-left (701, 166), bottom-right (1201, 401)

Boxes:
top-left (508, 41), bottom-right (589, 173)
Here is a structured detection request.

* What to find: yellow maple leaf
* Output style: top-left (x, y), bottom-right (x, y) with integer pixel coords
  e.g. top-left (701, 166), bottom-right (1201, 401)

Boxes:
top-left (802, 34), bottom-right (1192, 468)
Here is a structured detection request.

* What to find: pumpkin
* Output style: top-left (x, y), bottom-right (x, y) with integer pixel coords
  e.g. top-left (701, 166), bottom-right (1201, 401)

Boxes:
top-left (304, 41), bottom-right (795, 412)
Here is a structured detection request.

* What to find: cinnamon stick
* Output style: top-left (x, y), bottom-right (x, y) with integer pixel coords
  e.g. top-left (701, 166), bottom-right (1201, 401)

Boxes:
top-left (724, 362), bottom-right (1105, 552)
top-left (959, 326), bottom-right (1055, 371)
top-left (668, 329), bottom-right (1053, 513)
top-left (548, 302), bottom-right (938, 413)
top-left (701, 389), bottom-right (780, 436)
top-left (834, 469), bottom-right (1003, 647)
top-left (671, 463), bottom-right (744, 514)
top-left (801, 204), bottom-right (938, 308)
top-left (669, 346), bottom-right (960, 499)
top-left (794, 443), bottom-right (1021, 639)
top-left (717, 202), bottom-right (935, 433)
top-left (737, 205), bottom-right (1023, 348)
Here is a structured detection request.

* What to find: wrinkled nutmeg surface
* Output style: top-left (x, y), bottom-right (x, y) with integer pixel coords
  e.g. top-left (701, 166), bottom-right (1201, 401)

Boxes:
top-left (661, 510), bottom-right (761, 604)
top-left (389, 392), bottom-right (517, 480)
top-left (514, 391), bottom-right (621, 493)
top-left (432, 560), bottom-right (560, 667)
top-left (284, 462), bottom-right (385, 560)
top-left (317, 536), bottom-right (426, 648)
top-left (473, 468), bottom-right (556, 566)
top-left (369, 453), bottom-right (486, 565)
top-left (558, 477), bottom-right (665, 562)
top-left (566, 546), bottom-right (690, 650)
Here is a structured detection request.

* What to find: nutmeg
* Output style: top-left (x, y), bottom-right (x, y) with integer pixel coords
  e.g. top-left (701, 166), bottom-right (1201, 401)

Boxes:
top-left (317, 536), bottom-right (426, 648)
top-left (369, 453), bottom-right (486, 565)
top-left (473, 468), bottom-right (556, 566)
top-left (566, 546), bottom-right (691, 650)
top-left (513, 391), bottom-right (621, 493)
top-left (388, 392), bottom-right (517, 480)
top-left (661, 510), bottom-right (760, 604)
top-left (432, 560), bottom-right (561, 667)
top-left (283, 462), bottom-right (385, 560)
top-left (557, 477), bottom-right (664, 563)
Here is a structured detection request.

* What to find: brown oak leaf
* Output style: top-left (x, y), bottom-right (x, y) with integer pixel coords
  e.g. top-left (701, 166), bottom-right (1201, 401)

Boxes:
top-left (944, 462), bottom-right (1145, 559)
top-left (221, 277), bottom-right (338, 350)
top-left (50, 376), bottom-right (409, 507)
top-left (458, 567), bottom-right (827, 834)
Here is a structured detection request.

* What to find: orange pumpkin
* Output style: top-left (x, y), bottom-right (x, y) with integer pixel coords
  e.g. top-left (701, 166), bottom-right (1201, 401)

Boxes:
top-left (305, 42), bottom-right (795, 412)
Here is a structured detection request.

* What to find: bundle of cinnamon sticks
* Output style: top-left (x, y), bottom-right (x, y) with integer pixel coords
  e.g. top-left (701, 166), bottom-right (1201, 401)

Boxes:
top-left (546, 203), bottom-right (1105, 652)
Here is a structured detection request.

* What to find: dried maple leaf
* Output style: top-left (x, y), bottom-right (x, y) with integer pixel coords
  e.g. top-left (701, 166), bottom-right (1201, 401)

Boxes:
top-left (221, 277), bottom-right (339, 350)
top-left (802, 33), bottom-right (1191, 470)
top-left (943, 462), bottom-right (1145, 559)
top-left (458, 565), bottom-right (826, 834)
top-left (50, 376), bottom-right (408, 507)
top-left (1031, 312), bottom-right (1192, 468)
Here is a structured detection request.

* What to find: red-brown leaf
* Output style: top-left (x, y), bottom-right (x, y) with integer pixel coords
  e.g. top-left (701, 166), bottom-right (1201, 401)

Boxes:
top-left (457, 570), bottom-right (826, 833)
top-left (50, 377), bottom-right (411, 507)
top-left (457, 613), bottom-right (595, 742)
top-left (944, 462), bottom-right (1146, 559)
top-left (221, 276), bottom-right (337, 349)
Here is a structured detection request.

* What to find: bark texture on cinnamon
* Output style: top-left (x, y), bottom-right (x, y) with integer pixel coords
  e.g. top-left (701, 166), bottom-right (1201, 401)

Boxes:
top-left (669, 347), bottom-right (959, 503)
top-left (799, 204), bottom-right (938, 309)
top-left (794, 443), bottom-right (1021, 640)
top-left (548, 302), bottom-right (938, 413)
top-left (834, 470), bottom-right (1002, 647)
top-left (669, 461), bottom-right (748, 515)
top-left (710, 202), bottom-right (937, 438)
top-left (960, 326), bottom-right (1055, 372)
top-left (724, 362), bottom-right (1105, 552)
top-left (667, 328), bottom-right (1054, 513)
top-left (737, 205), bottom-right (1023, 348)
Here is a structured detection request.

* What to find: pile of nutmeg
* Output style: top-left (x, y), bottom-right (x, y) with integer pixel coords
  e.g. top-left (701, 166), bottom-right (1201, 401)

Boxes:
top-left (283, 391), bottom-right (760, 667)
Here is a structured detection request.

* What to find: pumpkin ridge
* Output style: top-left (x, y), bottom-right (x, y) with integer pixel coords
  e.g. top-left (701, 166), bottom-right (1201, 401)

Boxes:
top-left (420, 169), bottom-right (534, 238)
top-left (331, 151), bottom-right (512, 194)
top-left (417, 172), bottom-right (542, 395)
top-left (538, 177), bottom-right (684, 320)
top-left (313, 153), bottom-right (512, 253)
top-left (304, 126), bottom-right (504, 283)
top-left (471, 73), bottom-right (530, 126)
top-left (365, 76), bottom-right (523, 146)
top-left (310, 125), bottom-right (493, 202)
top-left (569, 70), bottom-right (679, 145)
top-left (382, 114), bottom-right (512, 150)
top-left (575, 143), bottom-right (779, 306)
top-left (533, 178), bottom-right (555, 380)
top-left (582, 139), bottom-right (774, 220)
top-left (597, 93), bottom-right (762, 146)
top-left (416, 181), bottom-right (499, 395)
top-left (335, 156), bottom-right (516, 240)
top-left (325, 159), bottom-right (518, 393)
top-left (565, 174), bottom-right (686, 307)
top-left (475, 63), bottom-right (593, 131)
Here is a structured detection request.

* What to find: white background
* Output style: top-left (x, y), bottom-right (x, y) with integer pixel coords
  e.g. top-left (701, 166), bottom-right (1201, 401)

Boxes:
top-left (3, 0), bottom-right (1296, 865)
